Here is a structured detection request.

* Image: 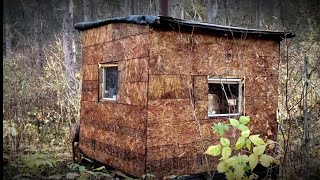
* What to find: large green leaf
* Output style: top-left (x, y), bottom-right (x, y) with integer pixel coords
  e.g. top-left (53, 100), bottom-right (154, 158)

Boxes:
top-left (259, 154), bottom-right (274, 167)
top-left (234, 165), bottom-right (245, 179)
top-left (220, 138), bottom-right (230, 147)
top-left (249, 135), bottom-right (266, 146)
top-left (222, 147), bottom-right (232, 160)
top-left (229, 118), bottom-right (240, 127)
top-left (204, 144), bottom-right (222, 156)
top-left (241, 130), bottom-right (250, 137)
top-left (253, 145), bottom-right (267, 155)
top-left (246, 138), bottom-right (252, 150)
top-left (248, 154), bottom-right (259, 171)
top-left (239, 116), bottom-right (250, 125)
top-left (240, 154), bottom-right (249, 163)
top-left (226, 156), bottom-right (238, 167)
top-left (235, 137), bottom-right (246, 150)
top-left (213, 123), bottom-right (230, 136)
top-left (225, 171), bottom-right (235, 180)
top-left (217, 161), bottom-right (228, 173)
top-left (237, 124), bottom-right (249, 131)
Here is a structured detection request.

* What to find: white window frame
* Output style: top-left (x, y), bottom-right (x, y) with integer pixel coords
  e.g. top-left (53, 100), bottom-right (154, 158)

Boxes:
top-left (100, 63), bottom-right (118, 101)
top-left (208, 78), bottom-right (242, 117)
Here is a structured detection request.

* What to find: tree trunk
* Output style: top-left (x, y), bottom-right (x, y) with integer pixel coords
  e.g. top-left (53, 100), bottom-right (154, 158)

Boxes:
top-left (83, 0), bottom-right (91, 21)
top-left (159, 0), bottom-right (168, 16)
top-left (34, 0), bottom-right (44, 69)
top-left (303, 56), bottom-right (310, 180)
top-left (223, 0), bottom-right (229, 25)
top-left (207, 0), bottom-right (218, 23)
top-left (272, 0), bottom-right (281, 30)
top-left (4, 0), bottom-right (12, 61)
top-left (127, 0), bottom-right (135, 15)
top-left (255, 0), bottom-right (262, 29)
top-left (171, 0), bottom-right (184, 19)
top-left (62, 0), bottom-right (77, 96)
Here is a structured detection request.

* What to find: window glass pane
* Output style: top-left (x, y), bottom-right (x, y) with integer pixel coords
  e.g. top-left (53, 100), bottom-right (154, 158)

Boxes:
top-left (103, 66), bottom-right (118, 99)
top-left (208, 83), bottom-right (239, 115)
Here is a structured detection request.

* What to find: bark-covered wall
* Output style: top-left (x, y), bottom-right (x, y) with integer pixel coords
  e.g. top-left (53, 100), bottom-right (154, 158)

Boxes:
top-left (147, 28), bottom-right (279, 177)
top-left (79, 23), bottom-right (149, 176)
top-left (79, 23), bottom-right (279, 178)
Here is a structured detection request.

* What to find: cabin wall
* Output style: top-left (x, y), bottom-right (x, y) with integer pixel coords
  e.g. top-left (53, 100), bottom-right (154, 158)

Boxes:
top-left (147, 28), bottom-right (279, 177)
top-left (79, 23), bottom-right (149, 177)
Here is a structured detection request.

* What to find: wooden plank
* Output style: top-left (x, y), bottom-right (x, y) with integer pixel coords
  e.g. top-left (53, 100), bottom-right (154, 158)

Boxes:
top-left (147, 99), bottom-right (194, 125)
top-left (111, 23), bottom-right (149, 41)
top-left (80, 101), bottom-right (98, 123)
top-left (81, 125), bottom-right (146, 154)
top-left (79, 141), bottom-right (145, 177)
top-left (149, 75), bottom-right (192, 100)
top-left (194, 76), bottom-right (208, 101)
top-left (149, 50), bottom-right (193, 75)
top-left (148, 121), bottom-right (204, 147)
top-left (150, 30), bottom-right (201, 52)
top-left (83, 65), bottom-right (98, 81)
top-left (82, 25), bottom-right (112, 47)
top-left (119, 58), bottom-right (149, 83)
top-left (118, 82), bottom-right (148, 106)
top-left (101, 34), bottom-right (149, 63)
top-left (82, 44), bottom-right (104, 65)
top-left (243, 38), bottom-right (279, 57)
top-left (81, 80), bottom-right (98, 102)
top-left (81, 101), bottom-right (147, 130)
top-left (192, 42), bottom-right (245, 76)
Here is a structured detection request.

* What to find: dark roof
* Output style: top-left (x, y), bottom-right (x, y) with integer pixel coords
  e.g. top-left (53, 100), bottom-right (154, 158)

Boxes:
top-left (74, 15), bottom-right (295, 41)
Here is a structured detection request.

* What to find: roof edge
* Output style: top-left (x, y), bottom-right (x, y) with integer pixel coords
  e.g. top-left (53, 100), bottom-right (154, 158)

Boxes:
top-left (74, 15), bottom-right (295, 40)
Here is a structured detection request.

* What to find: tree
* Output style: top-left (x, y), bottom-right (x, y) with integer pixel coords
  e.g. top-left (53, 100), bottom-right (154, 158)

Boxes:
top-left (255, 0), bottom-right (262, 29)
top-left (83, 0), bottom-right (92, 21)
top-left (169, 0), bottom-right (184, 18)
top-left (4, 0), bottom-right (12, 61)
top-left (159, 0), bottom-right (168, 16)
top-left (272, 0), bottom-right (281, 30)
top-left (223, 0), bottom-right (229, 25)
top-left (207, 0), bottom-right (218, 23)
top-left (62, 0), bottom-right (77, 97)
top-left (33, 0), bottom-right (44, 69)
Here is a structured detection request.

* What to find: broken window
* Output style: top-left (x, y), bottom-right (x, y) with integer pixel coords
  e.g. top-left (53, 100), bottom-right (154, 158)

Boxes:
top-left (100, 64), bottom-right (118, 100)
top-left (208, 78), bottom-right (242, 117)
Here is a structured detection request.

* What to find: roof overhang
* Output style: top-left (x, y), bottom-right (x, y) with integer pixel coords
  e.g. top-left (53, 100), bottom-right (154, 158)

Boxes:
top-left (74, 15), bottom-right (295, 41)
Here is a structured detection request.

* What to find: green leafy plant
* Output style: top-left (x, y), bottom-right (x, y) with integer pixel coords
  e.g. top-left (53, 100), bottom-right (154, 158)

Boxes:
top-left (66, 163), bottom-right (112, 180)
top-left (22, 152), bottom-right (57, 172)
top-left (205, 116), bottom-right (278, 180)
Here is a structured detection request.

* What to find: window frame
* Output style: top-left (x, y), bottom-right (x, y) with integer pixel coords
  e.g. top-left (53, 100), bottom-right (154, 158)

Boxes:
top-left (208, 78), bottom-right (243, 117)
top-left (99, 63), bottom-right (119, 101)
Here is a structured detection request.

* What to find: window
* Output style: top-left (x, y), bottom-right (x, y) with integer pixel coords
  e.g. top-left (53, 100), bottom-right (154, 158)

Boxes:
top-left (208, 78), bottom-right (242, 117)
top-left (100, 64), bottom-right (119, 100)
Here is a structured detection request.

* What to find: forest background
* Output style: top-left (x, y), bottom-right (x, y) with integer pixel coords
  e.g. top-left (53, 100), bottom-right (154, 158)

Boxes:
top-left (3, 0), bottom-right (320, 179)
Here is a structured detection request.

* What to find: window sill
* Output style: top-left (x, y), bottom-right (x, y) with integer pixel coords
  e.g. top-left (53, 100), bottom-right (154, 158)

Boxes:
top-left (208, 113), bottom-right (240, 118)
top-left (100, 98), bottom-right (117, 102)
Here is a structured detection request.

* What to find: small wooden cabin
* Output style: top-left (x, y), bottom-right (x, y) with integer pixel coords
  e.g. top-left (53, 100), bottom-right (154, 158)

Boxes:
top-left (74, 15), bottom-right (294, 178)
